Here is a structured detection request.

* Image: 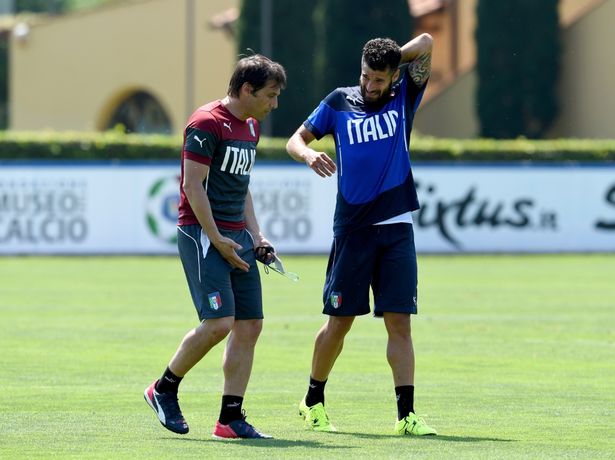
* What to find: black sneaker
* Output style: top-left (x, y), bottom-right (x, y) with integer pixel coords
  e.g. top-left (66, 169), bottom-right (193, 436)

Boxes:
top-left (144, 380), bottom-right (189, 434)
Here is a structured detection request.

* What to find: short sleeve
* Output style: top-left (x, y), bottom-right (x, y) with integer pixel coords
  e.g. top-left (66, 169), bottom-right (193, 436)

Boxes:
top-left (183, 117), bottom-right (220, 164)
top-left (304, 91), bottom-right (339, 140)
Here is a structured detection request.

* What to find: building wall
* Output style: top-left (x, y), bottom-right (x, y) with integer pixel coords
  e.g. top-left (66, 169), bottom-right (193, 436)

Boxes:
top-left (410, 0), bottom-right (477, 138)
top-left (9, 0), bottom-right (612, 139)
top-left (416, 0), bottom-right (614, 139)
top-left (10, 0), bottom-right (237, 133)
top-left (190, 0), bottom-right (238, 121)
top-left (549, 0), bottom-right (615, 138)
top-left (414, 68), bottom-right (477, 138)
top-left (455, 0), bottom-right (476, 73)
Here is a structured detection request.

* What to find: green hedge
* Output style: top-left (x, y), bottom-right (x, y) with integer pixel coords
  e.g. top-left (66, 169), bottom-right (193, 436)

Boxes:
top-left (1, 131), bottom-right (615, 162)
top-left (0, 131), bottom-right (180, 161)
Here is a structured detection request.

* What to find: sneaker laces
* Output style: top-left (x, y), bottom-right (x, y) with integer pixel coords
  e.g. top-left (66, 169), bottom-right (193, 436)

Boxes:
top-left (235, 410), bottom-right (264, 436)
top-left (309, 404), bottom-right (330, 424)
top-left (158, 392), bottom-right (183, 418)
top-left (405, 414), bottom-right (430, 430)
top-left (237, 410), bottom-right (254, 428)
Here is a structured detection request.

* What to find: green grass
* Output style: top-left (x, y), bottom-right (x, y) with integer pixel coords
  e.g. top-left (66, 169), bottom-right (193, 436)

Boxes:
top-left (1, 255), bottom-right (614, 459)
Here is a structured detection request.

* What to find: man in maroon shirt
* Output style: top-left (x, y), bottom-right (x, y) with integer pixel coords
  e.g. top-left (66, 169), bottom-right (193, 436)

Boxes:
top-left (145, 54), bottom-right (286, 439)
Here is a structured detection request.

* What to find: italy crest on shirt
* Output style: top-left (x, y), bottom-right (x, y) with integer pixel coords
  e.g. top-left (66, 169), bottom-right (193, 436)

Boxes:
top-left (208, 292), bottom-right (222, 310)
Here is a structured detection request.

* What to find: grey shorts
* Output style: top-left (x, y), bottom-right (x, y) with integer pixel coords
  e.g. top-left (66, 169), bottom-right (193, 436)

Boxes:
top-left (177, 225), bottom-right (263, 321)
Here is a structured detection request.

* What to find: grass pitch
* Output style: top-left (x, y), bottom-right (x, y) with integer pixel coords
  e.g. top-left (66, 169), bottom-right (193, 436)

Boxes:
top-left (1, 255), bottom-right (614, 459)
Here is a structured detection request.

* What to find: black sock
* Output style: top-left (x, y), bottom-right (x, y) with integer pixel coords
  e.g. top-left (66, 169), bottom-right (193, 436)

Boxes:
top-left (219, 395), bottom-right (244, 425)
top-left (395, 385), bottom-right (415, 420)
top-left (305, 377), bottom-right (327, 407)
top-left (155, 367), bottom-right (183, 394)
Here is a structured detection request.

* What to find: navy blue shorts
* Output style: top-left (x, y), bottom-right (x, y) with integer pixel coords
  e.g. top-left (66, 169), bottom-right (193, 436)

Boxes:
top-left (323, 223), bottom-right (418, 317)
top-left (177, 225), bottom-right (263, 321)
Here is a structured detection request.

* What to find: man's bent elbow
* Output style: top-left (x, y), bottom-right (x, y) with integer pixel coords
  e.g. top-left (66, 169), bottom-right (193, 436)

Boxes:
top-left (418, 33), bottom-right (433, 50)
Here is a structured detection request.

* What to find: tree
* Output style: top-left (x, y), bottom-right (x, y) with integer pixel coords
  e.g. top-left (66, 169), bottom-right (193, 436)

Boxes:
top-left (237, 0), bottom-right (413, 137)
top-left (476, 0), bottom-right (560, 139)
top-left (316, 0), bottom-right (413, 94)
top-left (16, 0), bottom-right (67, 13)
top-left (237, 0), bottom-right (318, 137)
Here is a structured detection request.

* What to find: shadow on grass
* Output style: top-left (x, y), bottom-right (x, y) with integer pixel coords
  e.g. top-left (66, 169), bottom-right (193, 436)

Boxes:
top-left (340, 432), bottom-right (517, 443)
top-left (164, 433), bottom-right (516, 446)
top-left (431, 435), bottom-right (519, 442)
top-left (417, 434), bottom-right (516, 443)
top-left (164, 436), bottom-right (353, 449)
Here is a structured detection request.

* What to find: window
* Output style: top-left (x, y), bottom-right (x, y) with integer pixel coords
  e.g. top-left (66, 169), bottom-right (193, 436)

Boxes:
top-left (106, 91), bottom-right (172, 134)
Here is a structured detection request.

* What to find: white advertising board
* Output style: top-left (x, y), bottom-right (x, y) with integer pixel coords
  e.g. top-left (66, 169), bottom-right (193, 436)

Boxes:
top-left (0, 163), bottom-right (181, 254)
top-left (412, 165), bottom-right (615, 252)
top-left (0, 162), bottom-right (614, 254)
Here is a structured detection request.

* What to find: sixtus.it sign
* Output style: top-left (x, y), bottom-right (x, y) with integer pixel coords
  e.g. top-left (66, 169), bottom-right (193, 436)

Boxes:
top-left (411, 166), bottom-right (615, 252)
top-left (414, 180), bottom-right (558, 249)
top-left (595, 183), bottom-right (615, 231)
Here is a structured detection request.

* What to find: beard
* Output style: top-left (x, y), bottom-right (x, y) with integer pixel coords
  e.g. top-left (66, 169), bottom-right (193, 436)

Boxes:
top-left (360, 82), bottom-right (393, 106)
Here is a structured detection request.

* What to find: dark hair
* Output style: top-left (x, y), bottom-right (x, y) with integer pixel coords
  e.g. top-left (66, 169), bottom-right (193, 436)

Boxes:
top-left (227, 54), bottom-right (287, 97)
top-left (362, 38), bottom-right (401, 72)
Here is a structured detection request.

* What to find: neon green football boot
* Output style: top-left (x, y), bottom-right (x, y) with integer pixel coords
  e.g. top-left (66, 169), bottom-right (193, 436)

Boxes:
top-left (299, 398), bottom-right (337, 432)
top-left (395, 413), bottom-right (437, 436)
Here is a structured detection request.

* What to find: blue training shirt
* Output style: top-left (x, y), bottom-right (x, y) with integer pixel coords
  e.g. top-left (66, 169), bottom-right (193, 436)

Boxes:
top-left (304, 64), bottom-right (427, 236)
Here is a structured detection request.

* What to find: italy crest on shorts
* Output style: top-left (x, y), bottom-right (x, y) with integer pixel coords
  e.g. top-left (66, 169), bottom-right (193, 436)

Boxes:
top-left (208, 292), bottom-right (222, 311)
top-left (330, 292), bottom-right (342, 309)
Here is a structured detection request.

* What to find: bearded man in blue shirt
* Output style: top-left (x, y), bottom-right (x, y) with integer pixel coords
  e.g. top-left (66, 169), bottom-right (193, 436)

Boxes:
top-left (286, 34), bottom-right (437, 436)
